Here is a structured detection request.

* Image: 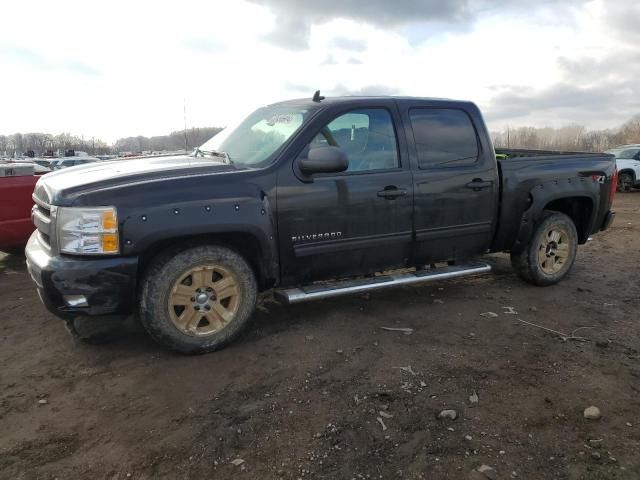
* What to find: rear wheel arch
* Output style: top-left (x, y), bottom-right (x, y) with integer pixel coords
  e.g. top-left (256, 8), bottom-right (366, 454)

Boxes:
top-left (617, 168), bottom-right (636, 182)
top-left (541, 196), bottom-right (593, 243)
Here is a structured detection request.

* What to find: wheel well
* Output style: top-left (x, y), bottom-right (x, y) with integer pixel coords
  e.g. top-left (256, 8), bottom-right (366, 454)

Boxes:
top-left (138, 233), bottom-right (275, 291)
top-left (618, 169), bottom-right (636, 181)
top-left (543, 197), bottom-right (593, 243)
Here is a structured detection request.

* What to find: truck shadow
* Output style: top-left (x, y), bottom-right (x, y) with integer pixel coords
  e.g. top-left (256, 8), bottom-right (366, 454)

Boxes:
top-left (63, 254), bottom-right (518, 356)
top-left (0, 251), bottom-right (27, 272)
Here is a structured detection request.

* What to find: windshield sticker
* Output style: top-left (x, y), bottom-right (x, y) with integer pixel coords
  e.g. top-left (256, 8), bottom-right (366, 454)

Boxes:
top-left (266, 115), bottom-right (293, 126)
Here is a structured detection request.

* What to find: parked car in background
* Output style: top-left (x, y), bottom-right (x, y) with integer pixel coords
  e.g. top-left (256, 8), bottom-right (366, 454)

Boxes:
top-left (9, 159), bottom-right (52, 174)
top-left (606, 144), bottom-right (640, 192)
top-left (52, 156), bottom-right (101, 170)
top-left (0, 163), bottom-right (38, 252)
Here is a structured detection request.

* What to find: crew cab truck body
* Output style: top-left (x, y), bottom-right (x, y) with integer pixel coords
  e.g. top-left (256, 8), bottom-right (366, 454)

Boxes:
top-left (25, 96), bottom-right (617, 353)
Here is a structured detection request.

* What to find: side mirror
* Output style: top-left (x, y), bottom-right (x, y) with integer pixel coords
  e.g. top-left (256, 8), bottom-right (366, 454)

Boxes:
top-left (299, 146), bottom-right (349, 175)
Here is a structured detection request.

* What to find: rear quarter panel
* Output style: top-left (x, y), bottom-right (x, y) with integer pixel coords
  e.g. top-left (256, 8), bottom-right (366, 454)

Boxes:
top-left (493, 154), bottom-right (616, 252)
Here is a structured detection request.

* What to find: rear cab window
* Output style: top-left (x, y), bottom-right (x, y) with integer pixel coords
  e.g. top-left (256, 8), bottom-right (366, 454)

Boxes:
top-left (409, 108), bottom-right (479, 169)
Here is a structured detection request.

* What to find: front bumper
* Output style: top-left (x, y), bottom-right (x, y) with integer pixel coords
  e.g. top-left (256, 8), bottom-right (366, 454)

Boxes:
top-left (25, 231), bottom-right (139, 320)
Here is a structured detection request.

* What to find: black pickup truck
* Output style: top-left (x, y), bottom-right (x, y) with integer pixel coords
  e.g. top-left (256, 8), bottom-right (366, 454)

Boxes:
top-left (25, 94), bottom-right (617, 353)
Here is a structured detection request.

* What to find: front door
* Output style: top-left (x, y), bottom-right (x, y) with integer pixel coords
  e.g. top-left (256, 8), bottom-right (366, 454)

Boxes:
top-left (276, 103), bottom-right (413, 285)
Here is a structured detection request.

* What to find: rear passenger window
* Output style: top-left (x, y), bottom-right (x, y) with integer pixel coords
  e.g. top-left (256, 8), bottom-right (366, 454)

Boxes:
top-left (409, 108), bottom-right (479, 169)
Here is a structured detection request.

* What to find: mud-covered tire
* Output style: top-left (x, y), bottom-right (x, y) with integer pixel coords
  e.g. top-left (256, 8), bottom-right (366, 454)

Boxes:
top-left (64, 315), bottom-right (128, 345)
top-left (510, 210), bottom-right (578, 286)
top-left (617, 172), bottom-right (633, 193)
top-left (139, 244), bottom-right (257, 354)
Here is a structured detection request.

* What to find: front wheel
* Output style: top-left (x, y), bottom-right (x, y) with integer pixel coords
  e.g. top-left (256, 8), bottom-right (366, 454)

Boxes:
top-left (510, 210), bottom-right (578, 286)
top-left (139, 244), bottom-right (257, 354)
top-left (617, 172), bottom-right (634, 193)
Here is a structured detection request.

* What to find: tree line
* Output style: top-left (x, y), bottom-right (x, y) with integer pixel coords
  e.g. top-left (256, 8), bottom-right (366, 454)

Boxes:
top-left (492, 115), bottom-right (640, 152)
top-left (2, 115), bottom-right (640, 157)
top-left (0, 133), bottom-right (111, 156)
top-left (0, 127), bottom-right (223, 157)
top-left (113, 127), bottom-right (222, 154)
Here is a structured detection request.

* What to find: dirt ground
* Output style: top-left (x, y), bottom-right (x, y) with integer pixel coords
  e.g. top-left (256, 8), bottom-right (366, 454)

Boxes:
top-left (1, 194), bottom-right (639, 480)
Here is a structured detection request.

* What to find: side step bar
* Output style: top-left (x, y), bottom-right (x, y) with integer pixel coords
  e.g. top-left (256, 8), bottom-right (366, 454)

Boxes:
top-left (276, 262), bottom-right (491, 304)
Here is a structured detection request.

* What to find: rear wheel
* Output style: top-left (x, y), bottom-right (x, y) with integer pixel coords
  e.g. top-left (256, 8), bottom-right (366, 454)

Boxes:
top-left (617, 172), bottom-right (633, 193)
top-left (510, 210), bottom-right (578, 286)
top-left (139, 244), bottom-right (257, 354)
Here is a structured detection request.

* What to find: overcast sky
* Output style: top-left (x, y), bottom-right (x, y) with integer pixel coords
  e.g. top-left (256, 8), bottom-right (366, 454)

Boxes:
top-left (1, 0), bottom-right (638, 143)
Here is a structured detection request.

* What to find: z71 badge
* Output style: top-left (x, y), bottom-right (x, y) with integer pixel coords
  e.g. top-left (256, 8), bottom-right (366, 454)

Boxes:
top-left (291, 232), bottom-right (342, 243)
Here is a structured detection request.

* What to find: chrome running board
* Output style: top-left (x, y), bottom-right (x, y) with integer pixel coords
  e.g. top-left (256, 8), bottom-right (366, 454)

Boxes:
top-left (276, 262), bottom-right (491, 304)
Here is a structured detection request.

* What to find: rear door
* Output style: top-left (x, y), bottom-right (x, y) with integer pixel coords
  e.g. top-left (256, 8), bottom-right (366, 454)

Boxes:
top-left (400, 102), bottom-right (498, 264)
top-left (276, 101), bottom-right (413, 285)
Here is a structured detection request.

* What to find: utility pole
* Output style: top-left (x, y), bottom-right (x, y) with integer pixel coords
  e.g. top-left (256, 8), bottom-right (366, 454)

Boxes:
top-left (183, 98), bottom-right (189, 152)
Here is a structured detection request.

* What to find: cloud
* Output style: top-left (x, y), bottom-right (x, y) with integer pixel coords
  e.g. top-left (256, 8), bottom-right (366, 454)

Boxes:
top-left (250, 0), bottom-right (588, 49)
top-left (0, 44), bottom-right (100, 76)
top-left (479, 1), bottom-right (640, 128)
top-left (321, 55), bottom-right (338, 65)
top-left (484, 49), bottom-right (640, 127)
top-left (184, 37), bottom-right (226, 53)
top-left (328, 84), bottom-right (402, 96)
top-left (281, 83), bottom-right (402, 98)
top-left (262, 14), bottom-right (311, 50)
top-left (604, 1), bottom-right (640, 45)
top-left (328, 36), bottom-right (367, 52)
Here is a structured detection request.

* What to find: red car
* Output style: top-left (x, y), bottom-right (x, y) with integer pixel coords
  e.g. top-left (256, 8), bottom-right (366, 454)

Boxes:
top-left (0, 164), bottom-right (40, 252)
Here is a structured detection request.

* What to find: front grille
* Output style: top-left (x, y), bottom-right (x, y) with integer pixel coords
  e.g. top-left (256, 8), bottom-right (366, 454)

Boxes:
top-left (32, 188), bottom-right (52, 249)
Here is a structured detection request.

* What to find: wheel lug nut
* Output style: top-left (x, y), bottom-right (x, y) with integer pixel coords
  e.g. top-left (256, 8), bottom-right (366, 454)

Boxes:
top-left (194, 305), bottom-right (200, 310)
top-left (190, 297), bottom-right (195, 302)
top-left (206, 287), bottom-right (213, 292)
top-left (205, 305), bottom-right (211, 310)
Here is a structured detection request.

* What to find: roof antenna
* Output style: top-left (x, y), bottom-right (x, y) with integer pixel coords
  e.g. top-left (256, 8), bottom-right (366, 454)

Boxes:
top-left (312, 90), bottom-right (325, 102)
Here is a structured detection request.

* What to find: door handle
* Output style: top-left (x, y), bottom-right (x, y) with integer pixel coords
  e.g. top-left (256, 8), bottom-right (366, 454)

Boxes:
top-left (377, 187), bottom-right (408, 199)
top-left (465, 179), bottom-right (492, 191)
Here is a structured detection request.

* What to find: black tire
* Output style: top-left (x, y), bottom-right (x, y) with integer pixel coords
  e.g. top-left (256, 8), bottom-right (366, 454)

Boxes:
top-left (617, 172), bottom-right (633, 193)
top-left (510, 210), bottom-right (578, 286)
top-left (139, 244), bottom-right (257, 354)
top-left (64, 315), bottom-right (128, 345)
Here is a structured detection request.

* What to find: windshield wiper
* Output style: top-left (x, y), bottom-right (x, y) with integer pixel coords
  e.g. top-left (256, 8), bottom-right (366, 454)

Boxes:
top-left (194, 148), bottom-right (234, 165)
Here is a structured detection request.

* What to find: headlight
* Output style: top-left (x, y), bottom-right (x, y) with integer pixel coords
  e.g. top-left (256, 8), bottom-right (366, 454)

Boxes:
top-left (56, 206), bottom-right (119, 255)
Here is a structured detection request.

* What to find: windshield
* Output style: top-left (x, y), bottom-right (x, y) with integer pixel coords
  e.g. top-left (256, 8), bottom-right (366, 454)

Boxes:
top-left (198, 104), bottom-right (313, 168)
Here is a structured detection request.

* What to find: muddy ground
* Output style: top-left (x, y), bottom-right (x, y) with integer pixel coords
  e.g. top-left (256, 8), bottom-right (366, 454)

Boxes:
top-left (1, 193), bottom-right (639, 480)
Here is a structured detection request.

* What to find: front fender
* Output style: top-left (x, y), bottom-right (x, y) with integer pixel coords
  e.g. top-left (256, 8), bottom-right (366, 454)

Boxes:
top-left (117, 184), bottom-right (278, 280)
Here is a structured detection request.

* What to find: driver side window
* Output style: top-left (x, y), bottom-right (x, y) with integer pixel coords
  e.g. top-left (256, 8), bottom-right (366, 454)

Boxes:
top-left (310, 108), bottom-right (399, 172)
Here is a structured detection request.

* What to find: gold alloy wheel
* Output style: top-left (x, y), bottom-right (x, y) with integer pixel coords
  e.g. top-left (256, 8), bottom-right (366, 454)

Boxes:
top-left (537, 225), bottom-right (571, 275)
top-left (168, 265), bottom-right (241, 336)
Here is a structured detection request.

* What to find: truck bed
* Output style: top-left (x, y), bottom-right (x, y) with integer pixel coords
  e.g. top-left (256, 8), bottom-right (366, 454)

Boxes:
top-left (492, 150), bottom-right (616, 252)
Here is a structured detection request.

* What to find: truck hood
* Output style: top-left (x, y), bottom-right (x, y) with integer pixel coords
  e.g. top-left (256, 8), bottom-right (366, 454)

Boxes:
top-left (34, 154), bottom-right (236, 206)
